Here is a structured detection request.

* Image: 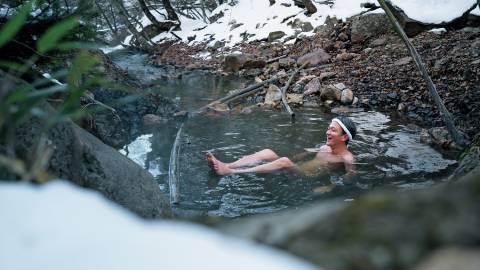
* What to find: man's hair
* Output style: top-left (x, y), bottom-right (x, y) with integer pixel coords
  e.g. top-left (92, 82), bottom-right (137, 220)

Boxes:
top-left (335, 116), bottom-right (357, 145)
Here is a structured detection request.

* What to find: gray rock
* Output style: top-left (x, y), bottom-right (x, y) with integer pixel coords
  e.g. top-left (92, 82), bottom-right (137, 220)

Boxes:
top-left (292, 18), bottom-right (303, 29)
top-left (314, 25), bottom-right (329, 33)
top-left (341, 53), bottom-right (353, 61)
top-left (320, 85), bottom-right (342, 101)
top-left (300, 47), bottom-right (309, 55)
top-left (302, 22), bottom-right (314, 32)
top-left (225, 53), bottom-right (254, 72)
top-left (286, 94), bottom-right (303, 104)
top-left (173, 111), bottom-right (188, 121)
top-left (341, 89), bottom-right (354, 105)
top-left (333, 83), bottom-right (346, 91)
top-left (324, 15), bottom-right (338, 27)
top-left (428, 126), bottom-right (468, 148)
top-left (143, 114), bottom-right (164, 125)
top-left (279, 57), bottom-right (296, 68)
top-left (351, 13), bottom-right (394, 43)
top-left (0, 70), bottom-right (173, 219)
top-left (394, 57), bottom-right (413, 66)
top-left (243, 59), bottom-right (267, 71)
top-left (319, 72), bottom-right (336, 81)
top-left (209, 10), bottom-right (224, 24)
top-left (412, 247), bottom-right (480, 270)
top-left (461, 27), bottom-right (480, 36)
top-left (271, 62), bottom-right (280, 71)
top-left (304, 77), bottom-right (322, 95)
top-left (369, 37), bottom-right (389, 48)
top-left (246, 68), bottom-right (263, 77)
top-left (448, 146), bottom-right (480, 184)
top-left (297, 49), bottom-right (332, 68)
top-left (338, 32), bottom-right (349, 41)
top-left (217, 175), bottom-right (480, 270)
top-left (330, 107), bottom-right (362, 113)
top-left (265, 84), bottom-right (282, 104)
top-left (212, 41), bottom-right (225, 50)
top-left (268, 31), bottom-right (286, 42)
top-left (230, 23), bottom-right (243, 31)
top-left (467, 14), bottom-right (480, 27)
top-left (384, 0), bottom-right (478, 36)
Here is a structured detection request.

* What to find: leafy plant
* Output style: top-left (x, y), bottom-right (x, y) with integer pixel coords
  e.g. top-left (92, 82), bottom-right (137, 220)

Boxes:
top-left (0, 1), bottom-right (125, 183)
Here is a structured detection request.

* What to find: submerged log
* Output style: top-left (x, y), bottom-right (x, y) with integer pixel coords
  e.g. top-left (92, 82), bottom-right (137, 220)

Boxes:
top-left (169, 123), bottom-right (184, 204)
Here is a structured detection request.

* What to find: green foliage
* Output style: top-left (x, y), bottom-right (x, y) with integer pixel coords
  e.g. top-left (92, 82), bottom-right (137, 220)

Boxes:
top-left (0, 5), bottom-right (123, 183)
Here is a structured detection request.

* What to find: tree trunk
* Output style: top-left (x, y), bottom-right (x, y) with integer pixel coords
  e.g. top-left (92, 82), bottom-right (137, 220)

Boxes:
top-left (200, 0), bottom-right (207, 23)
top-left (138, 0), bottom-right (179, 31)
top-left (109, 0), bottom-right (155, 52)
top-left (302, 0), bottom-right (317, 15)
top-left (162, 0), bottom-right (179, 21)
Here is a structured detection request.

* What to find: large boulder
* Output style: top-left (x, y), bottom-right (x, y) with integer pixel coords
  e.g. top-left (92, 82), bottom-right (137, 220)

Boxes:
top-left (303, 77), bottom-right (322, 95)
top-left (320, 84), bottom-right (343, 101)
top-left (0, 70), bottom-right (173, 219)
top-left (265, 84), bottom-right (283, 105)
top-left (449, 146), bottom-right (480, 184)
top-left (279, 57), bottom-right (296, 68)
top-left (217, 174), bottom-right (480, 270)
top-left (297, 49), bottom-right (332, 68)
top-left (385, 0), bottom-right (478, 36)
top-left (243, 59), bottom-right (267, 71)
top-left (351, 13), bottom-right (394, 43)
top-left (268, 31), bottom-right (286, 42)
top-left (225, 53), bottom-right (254, 72)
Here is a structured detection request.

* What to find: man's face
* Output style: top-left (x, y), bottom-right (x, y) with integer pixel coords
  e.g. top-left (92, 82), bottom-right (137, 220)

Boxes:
top-left (326, 122), bottom-right (348, 146)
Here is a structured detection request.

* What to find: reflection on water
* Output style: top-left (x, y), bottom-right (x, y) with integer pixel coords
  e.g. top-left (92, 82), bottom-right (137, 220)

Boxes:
top-left (121, 108), bottom-right (457, 218)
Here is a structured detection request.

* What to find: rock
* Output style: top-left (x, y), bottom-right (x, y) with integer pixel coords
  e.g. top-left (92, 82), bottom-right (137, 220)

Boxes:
top-left (230, 23), bottom-right (243, 31)
top-left (279, 58), bottom-right (296, 68)
top-left (351, 13), bottom-right (394, 43)
top-left (471, 59), bottom-right (480, 65)
top-left (276, 70), bottom-right (287, 77)
top-left (314, 25), bottom-right (328, 33)
top-left (287, 94), bottom-right (303, 104)
top-left (143, 114), bottom-right (164, 125)
top-left (338, 32), bottom-right (349, 41)
top-left (341, 53), bottom-right (353, 61)
top-left (297, 49), bottom-right (332, 68)
top-left (363, 48), bottom-right (373, 54)
top-left (319, 72), bottom-right (336, 81)
top-left (271, 62), bottom-right (280, 71)
top-left (461, 27), bottom-right (480, 36)
top-left (212, 41), bottom-right (225, 50)
top-left (300, 47), bottom-right (309, 55)
top-left (241, 107), bottom-right (253, 114)
top-left (185, 63), bottom-right (197, 70)
top-left (387, 92), bottom-right (398, 99)
top-left (292, 18), bottom-right (303, 29)
top-left (0, 70), bottom-right (173, 219)
top-left (333, 83), bottom-right (346, 90)
top-left (340, 89), bottom-right (354, 105)
top-left (384, 0), bottom-right (478, 36)
top-left (467, 14), bottom-right (480, 27)
top-left (471, 40), bottom-right (480, 48)
top-left (352, 96), bottom-right (359, 105)
top-left (246, 69), bottom-right (263, 77)
top-left (394, 57), bottom-right (413, 66)
top-left (213, 103), bottom-right (229, 115)
top-left (268, 31), bottom-right (286, 42)
top-left (243, 59), bottom-right (267, 71)
top-left (173, 111), bottom-right (188, 121)
top-left (369, 37), bottom-right (389, 48)
top-left (225, 53), bottom-right (254, 73)
top-left (254, 77), bottom-right (263, 83)
top-left (217, 175), bottom-right (480, 270)
top-left (449, 146), bottom-right (480, 184)
top-left (209, 10), bottom-right (224, 24)
top-left (324, 15), bottom-right (338, 27)
top-left (302, 22), bottom-right (314, 32)
top-left (333, 55), bottom-right (343, 62)
top-left (296, 75), bottom-right (316, 85)
top-left (324, 100), bottom-right (334, 106)
top-left (320, 85), bottom-right (342, 101)
top-left (412, 248), bottom-right (480, 270)
top-left (398, 103), bottom-right (406, 111)
top-left (265, 84), bottom-right (283, 105)
top-left (429, 126), bottom-right (467, 148)
top-left (330, 107), bottom-right (362, 113)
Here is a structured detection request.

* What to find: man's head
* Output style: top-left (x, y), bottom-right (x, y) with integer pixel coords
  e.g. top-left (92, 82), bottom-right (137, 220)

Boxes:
top-left (326, 116), bottom-right (357, 147)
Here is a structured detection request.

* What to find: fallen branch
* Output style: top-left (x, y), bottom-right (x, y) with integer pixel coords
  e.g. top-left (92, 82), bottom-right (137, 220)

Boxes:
top-left (282, 61), bottom-right (309, 118)
top-left (223, 86), bottom-right (263, 105)
top-left (169, 123), bottom-right (184, 205)
top-left (266, 54), bottom-right (288, 64)
top-left (378, 0), bottom-right (465, 147)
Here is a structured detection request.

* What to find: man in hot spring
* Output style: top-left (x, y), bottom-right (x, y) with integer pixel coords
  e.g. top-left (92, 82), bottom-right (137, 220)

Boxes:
top-left (206, 116), bottom-right (357, 188)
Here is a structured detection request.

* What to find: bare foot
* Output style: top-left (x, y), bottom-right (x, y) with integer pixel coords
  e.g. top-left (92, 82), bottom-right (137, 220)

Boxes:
top-left (206, 152), bottom-right (215, 170)
top-left (206, 152), bottom-right (231, 175)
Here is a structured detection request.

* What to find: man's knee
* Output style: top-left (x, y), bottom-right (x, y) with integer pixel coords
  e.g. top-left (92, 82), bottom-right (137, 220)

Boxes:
top-left (277, 157), bottom-right (293, 168)
top-left (260, 149), bottom-right (278, 159)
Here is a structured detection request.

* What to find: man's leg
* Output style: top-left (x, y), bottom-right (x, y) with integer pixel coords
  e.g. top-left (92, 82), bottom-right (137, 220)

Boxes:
top-left (207, 150), bottom-right (293, 175)
top-left (206, 149), bottom-right (280, 170)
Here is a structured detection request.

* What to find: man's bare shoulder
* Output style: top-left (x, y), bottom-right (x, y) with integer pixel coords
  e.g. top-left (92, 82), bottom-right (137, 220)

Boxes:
top-left (319, 145), bottom-right (331, 152)
top-left (343, 152), bottom-right (355, 163)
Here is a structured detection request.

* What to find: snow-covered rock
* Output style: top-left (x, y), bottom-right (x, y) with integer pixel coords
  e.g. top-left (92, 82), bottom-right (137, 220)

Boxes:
top-left (0, 181), bottom-right (320, 270)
